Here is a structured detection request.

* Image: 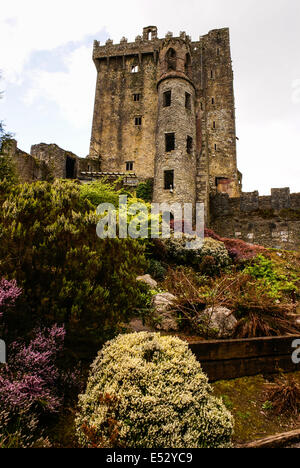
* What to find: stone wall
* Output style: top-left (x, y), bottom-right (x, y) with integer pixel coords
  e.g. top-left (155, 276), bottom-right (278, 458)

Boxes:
top-left (2, 140), bottom-right (100, 183)
top-left (31, 143), bottom-right (100, 179)
top-left (2, 140), bottom-right (49, 182)
top-left (210, 188), bottom-right (300, 250)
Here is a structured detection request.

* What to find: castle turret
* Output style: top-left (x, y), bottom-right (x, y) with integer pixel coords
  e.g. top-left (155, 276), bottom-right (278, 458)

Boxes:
top-left (153, 34), bottom-right (197, 208)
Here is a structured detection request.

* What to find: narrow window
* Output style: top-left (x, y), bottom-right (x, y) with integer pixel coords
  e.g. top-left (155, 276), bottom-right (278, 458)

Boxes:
top-left (214, 144), bottom-right (217, 151)
top-left (131, 65), bottom-right (139, 73)
top-left (126, 162), bottom-right (134, 171)
top-left (187, 136), bottom-right (193, 154)
top-left (212, 97), bottom-right (215, 105)
top-left (163, 91), bottom-right (171, 107)
top-left (66, 157), bottom-right (76, 179)
top-left (164, 170), bottom-right (174, 190)
top-left (213, 121), bottom-right (216, 129)
top-left (185, 92), bottom-right (191, 110)
top-left (133, 94), bottom-right (141, 102)
top-left (200, 102), bottom-right (203, 111)
top-left (166, 48), bottom-right (177, 71)
top-left (165, 133), bottom-right (175, 152)
top-left (210, 70), bottom-right (214, 79)
top-left (185, 53), bottom-right (191, 75)
top-left (135, 116), bottom-right (142, 126)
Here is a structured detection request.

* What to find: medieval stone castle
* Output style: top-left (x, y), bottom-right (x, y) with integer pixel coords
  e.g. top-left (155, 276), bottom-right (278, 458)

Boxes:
top-left (3, 26), bottom-right (300, 250)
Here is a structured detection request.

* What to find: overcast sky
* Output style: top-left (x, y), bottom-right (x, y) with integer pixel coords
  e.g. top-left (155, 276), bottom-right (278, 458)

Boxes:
top-left (0, 0), bottom-right (299, 194)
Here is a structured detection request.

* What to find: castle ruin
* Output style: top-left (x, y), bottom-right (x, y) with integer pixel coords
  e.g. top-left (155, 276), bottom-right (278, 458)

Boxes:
top-left (2, 26), bottom-right (299, 250)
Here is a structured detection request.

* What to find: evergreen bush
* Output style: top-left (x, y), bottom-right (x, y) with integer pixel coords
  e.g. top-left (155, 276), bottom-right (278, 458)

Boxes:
top-left (76, 332), bottom-right (233, 448)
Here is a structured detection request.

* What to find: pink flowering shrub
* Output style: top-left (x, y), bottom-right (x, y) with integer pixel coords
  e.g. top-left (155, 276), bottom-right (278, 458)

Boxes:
top-left (0, 325), bottom-right (82, 448)
top-left (204, 228), bottom-right (266, 262)
top-left (0, 278), bottom-right (22, 317)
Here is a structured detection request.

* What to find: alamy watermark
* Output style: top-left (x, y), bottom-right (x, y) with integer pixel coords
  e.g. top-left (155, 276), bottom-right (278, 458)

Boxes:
top-left (292, 339), bottom-right (300, 365)
top-left (96, 196), bottom-right (204, 250)
top-left (0, 339), bottom-right (6, 364)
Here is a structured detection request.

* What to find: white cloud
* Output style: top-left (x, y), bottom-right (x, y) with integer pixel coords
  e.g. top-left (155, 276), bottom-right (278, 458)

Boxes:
top-left (0, 0), bottom-right (144, 84)
top-left (1, 0), bottom-right (299, 192)
top-left (238, 120), bottom-right (300, 194)
top-left (23, 46), bottom-right (96, 128)
top-left (292, 79), bottom-right (300, 104)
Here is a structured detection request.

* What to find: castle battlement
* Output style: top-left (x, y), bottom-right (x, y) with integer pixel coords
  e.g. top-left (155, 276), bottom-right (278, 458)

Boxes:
top-left (90, 25), bottom-right (239, 219)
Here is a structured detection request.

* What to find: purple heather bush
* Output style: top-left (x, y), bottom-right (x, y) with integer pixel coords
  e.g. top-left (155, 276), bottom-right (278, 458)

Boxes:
top-left (0, 325), bottom-right (82, 448)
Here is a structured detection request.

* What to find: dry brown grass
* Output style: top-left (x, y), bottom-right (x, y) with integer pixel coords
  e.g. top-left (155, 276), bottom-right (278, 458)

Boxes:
top-left (265, 376), bottom-right (300, 416)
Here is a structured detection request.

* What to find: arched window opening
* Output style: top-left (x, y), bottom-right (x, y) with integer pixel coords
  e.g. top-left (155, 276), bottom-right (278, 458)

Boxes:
top-left (166, 48), bottom-right (177, 71)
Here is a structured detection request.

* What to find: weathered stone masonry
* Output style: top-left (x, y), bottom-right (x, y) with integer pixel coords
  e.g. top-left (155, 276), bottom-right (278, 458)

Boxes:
top-left (89, 26), bottom-right (299, 250)
top-left (210, 189), bottom-right (300, 251)
top-left (90, 26), bottom-right (241, 214)
top-left (2, 140), bottom-right (100, 183)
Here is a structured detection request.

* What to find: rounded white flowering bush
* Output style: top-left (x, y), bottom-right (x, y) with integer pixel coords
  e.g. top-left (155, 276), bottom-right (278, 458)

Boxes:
top-left (163, 236), bottom-right (231, 273)
top-left (76, 332), bottom-right (233, 448)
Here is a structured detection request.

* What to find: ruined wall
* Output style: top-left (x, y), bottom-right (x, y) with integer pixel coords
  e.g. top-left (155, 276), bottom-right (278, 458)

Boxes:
top-left (2, 140), bottom-right (100, 183)
top-left (210, 188), bottom-right (300, 250)
top-left (2, 140), bottom-right (49, 182)
top-left (31, 143), bottom-right (100, 179)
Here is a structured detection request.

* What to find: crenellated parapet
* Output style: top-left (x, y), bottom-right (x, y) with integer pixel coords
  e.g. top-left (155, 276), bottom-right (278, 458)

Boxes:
top-left (210, 188), bottom-right (300, 250)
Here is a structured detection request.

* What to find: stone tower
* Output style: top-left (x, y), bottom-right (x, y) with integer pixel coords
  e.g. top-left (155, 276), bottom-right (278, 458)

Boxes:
top-left (90, 26), bottom-right (241, 219)
top-left (153, 33), bottom-right (197, 207)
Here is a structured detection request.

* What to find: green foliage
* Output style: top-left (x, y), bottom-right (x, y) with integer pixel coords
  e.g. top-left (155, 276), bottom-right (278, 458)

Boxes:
top-left (0, 100), bottom-right (17, 184)
top-left (147, 259), bottom-right (167, 281)
top-left (0, 180), bottom-right (147, 350)
top-left (244, 254), bottom-right (298, 299)
top-left (164, 236), bottom-right (231, 274)
top-left (136, 179), bottom-right (153, 203)
top-left (76, 332), bottom-right (233, 448)
top-left (79, 180), bottom-right (122, 208)
top-left (0, 146), bottom-right (18, 184)
top-left (262, 401), bottom-right (273, 411)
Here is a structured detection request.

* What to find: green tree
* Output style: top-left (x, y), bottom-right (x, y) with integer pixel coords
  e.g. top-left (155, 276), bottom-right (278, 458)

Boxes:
top-left (0, 76), bottom-right (17, 183)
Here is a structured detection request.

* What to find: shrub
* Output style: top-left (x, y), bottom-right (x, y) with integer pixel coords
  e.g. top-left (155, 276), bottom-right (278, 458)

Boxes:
top-left (244, 254), bottom-right (298, 299)
top-left (215, 272), bottom-right (299, 338)
top-left (0, 120), bottom-right (18, 185)
top-left (0, 325), bottom-right (80, 448)
top-left (163, 236), bottom-right (231, 273)
top-left (163, 268), bottom-right (298, 338)
top-left (0, 153), bottom-right (18, 184)
top-left (76, 332), bottom-right (233, 448)
top-left (204, 228), bottom-right (265, 262)
top-left (79, 179), bottom-right (122, 208)
top-left (265, 375), bottom-right (300, 416)
top-left (199, 238), bottom-right (231, 272)
top-left (0, 278), bottom-right (22, 317)
top-left (136, 179), bottom-right (153, 203)
top-left (0, 180), bottom-right (147, 349)
top-left (147, 259), bottom-right (167, 281)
